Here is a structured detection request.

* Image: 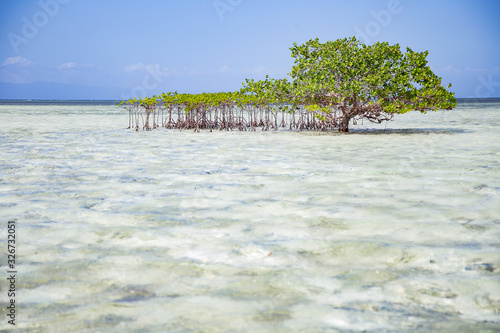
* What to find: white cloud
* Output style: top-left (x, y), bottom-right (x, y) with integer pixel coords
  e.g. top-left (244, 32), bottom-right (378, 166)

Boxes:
top-left (440, 65), bottom-right (462, 75)
top-left (124, 62), bottom-right (146, 73)
top-left (125, 63), bottom-right (171, 76)
top-left (439, 66), bottom-right (500, 78)
top-left (1, 56), bottom-right (32, 67)
top-left (219, 65), bottom-right (231, 73)
top-left (57, 62), bottom-right (77, 70)
top-left (253, 65), bottom-right (268, 75)
top-left (242, 65), bottom-right (285, 77)
top-left (464, 67), bottom-right (489, 74)
top-left (123, 63), bottom-right (172, 81)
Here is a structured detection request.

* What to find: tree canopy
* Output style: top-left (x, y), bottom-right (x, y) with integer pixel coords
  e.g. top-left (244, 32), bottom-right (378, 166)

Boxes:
top-left (121, 37), bottom-right (456, 132)
top-left (242, 37), bottom-right (456, 132)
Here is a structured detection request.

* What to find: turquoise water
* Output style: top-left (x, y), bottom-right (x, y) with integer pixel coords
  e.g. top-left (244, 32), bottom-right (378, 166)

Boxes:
top-left (0, 100), bottom-right (499, 332)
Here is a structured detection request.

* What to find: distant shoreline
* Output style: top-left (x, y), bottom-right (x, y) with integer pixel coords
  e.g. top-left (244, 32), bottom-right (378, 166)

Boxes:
top-left (0, 98), bottom-right (499, 106)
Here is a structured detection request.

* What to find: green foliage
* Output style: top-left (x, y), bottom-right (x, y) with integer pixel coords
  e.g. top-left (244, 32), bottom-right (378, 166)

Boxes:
top-left (120, 37), bottom-right (457, 132)
top-left (242, 37), bottom-right (456, 131)
top-left (298, 37), bottom-right (456, 129)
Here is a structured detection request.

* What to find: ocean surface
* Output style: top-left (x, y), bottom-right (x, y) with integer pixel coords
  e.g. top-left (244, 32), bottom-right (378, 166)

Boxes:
top-left (0, 100), bottom-right (499, 332)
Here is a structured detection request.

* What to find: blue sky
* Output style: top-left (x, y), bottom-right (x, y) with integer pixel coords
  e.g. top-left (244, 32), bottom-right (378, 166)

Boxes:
top-left (1, 0), bottom-right (499, 99)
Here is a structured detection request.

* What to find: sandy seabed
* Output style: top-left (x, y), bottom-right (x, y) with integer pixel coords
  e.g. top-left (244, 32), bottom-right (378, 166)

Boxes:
top-left (0, 100), bottom-right (499, 332)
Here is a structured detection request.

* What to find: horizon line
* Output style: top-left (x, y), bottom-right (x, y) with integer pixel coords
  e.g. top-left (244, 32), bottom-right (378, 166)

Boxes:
top-left (1, 97), bottom-right (500, 103)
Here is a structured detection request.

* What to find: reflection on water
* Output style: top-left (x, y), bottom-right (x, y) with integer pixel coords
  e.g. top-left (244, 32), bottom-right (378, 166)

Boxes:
top-left (0, 101), bottom-right (499, 332)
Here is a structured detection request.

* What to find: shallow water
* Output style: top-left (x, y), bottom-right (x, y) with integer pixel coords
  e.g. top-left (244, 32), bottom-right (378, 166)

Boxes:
top-left (0, 101), bottom-right (499, 332)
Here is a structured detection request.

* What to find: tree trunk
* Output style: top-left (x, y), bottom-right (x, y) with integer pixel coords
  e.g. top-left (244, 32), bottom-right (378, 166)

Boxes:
top-left (339, 115), bottom-right (350, 132)
top-left (144, 110), bottom-right (151, 130)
